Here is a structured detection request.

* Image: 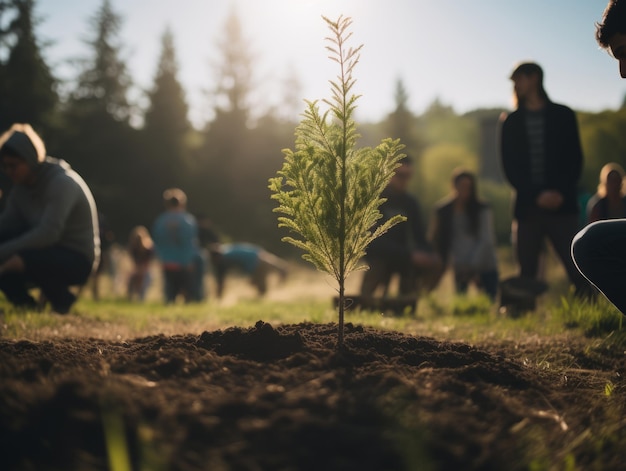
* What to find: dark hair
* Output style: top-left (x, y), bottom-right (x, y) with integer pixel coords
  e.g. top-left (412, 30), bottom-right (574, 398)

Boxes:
top-left (0, 123), bottom-right (46, 165)
top-left (163, 187), bottom-right (187, 208)
top-left (510, 62), bottom-right (550, 104)
top-left (452, 169), bottom-right (483, 237)
top-left (596, 0), bottom-right (626, 49)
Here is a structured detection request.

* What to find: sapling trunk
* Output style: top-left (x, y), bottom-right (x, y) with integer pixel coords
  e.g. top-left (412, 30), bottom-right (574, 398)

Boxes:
top-left (269, 15), bottom-right (406, 349)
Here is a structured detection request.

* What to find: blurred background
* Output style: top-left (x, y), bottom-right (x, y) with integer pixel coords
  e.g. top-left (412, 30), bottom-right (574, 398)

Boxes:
top-left (1, 0), bottom-right (624, 260)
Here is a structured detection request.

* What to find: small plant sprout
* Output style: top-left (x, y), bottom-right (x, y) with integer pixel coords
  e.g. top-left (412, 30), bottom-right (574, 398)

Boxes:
top-left (268, 15), bottom-right (406, 348)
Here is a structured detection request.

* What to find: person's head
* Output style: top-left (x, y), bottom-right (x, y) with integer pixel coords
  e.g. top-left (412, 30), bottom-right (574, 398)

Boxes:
top-left (162, 187), bottom-right (187, 210)
top-left (0, 123), bottom-right (46, 185)
top-left (596, 0), bottom-right (626, 78)
top-left (598, 162), bottom-right (625, 197)
top-left (129, 225), bottom-right (153, 249)
top-left (388, 155), bottom-right (413, 193)
top-left (451, 168), bottom-right (478, 204)
top-left (509, 62), bottom-right (550, 108)
top-left (451, 168), bottom-right (482, 235)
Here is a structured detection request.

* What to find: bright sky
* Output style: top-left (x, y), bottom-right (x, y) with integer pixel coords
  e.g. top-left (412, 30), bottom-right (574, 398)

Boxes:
top-left (35, 0), bottom-right (624, 127)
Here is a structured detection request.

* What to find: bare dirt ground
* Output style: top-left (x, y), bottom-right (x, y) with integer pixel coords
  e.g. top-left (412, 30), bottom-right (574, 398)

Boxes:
top-left (1, 260), bottom-right (626, 470)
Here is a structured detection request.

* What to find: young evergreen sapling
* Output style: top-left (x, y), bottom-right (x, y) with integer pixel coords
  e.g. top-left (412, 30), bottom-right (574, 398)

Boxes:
top-left (268, 15), bottom-right (406, 348)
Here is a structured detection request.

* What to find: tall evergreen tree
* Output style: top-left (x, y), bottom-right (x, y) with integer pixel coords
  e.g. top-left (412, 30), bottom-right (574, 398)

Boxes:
top-left (60, 0), bottom-right (137, 237)
top-left (144, 28), bottom-right (189, 135)
top-left (0, 0), bottom-right (58, 134)
top-left (67, 0), bottom-right (131, 123)
top-left (385, 78), bottom-right (420, 159)
top-left (275, 63), bottom-right (302, 123)
top-left (211, 7), bottom-right (255, 125)
top-left (194, 8), bottom-right (258, 236)
top-left (140, 27), bottom-right (191, 216)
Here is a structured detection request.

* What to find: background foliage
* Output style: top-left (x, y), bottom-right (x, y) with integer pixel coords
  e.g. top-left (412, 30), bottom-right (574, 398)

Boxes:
top-left (1, 0), bottom-right (624, 254)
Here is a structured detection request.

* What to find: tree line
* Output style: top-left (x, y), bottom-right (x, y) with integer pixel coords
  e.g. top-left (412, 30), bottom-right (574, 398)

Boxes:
top-left (1, 0), bottom-right (624, 256)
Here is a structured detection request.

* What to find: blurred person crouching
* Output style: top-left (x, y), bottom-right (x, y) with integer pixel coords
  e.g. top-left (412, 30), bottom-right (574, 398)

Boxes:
top-left (0, 123), bottom-right (100, 314)
top-left (127, 225), bottom-right (155, 301)
top-left (212, 242), bottom-right (288, 298)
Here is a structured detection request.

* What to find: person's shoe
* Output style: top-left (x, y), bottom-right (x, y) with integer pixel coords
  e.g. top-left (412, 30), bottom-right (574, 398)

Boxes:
top-left (52, 304), bottom-right (72, 315)
top-left (51, 293), bottom-right (76, 315)
top-left (499, 276), bottom-right (548, 315)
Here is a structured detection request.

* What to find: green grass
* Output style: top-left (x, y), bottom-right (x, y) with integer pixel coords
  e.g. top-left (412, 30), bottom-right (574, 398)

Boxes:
top-left (1, 252), bottom-right (625, 350)
top-left (2, 275), bottom-right (625, 351)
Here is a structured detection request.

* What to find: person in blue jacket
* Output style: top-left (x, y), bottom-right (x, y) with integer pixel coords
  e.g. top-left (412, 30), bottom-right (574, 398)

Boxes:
top-left (213, 242), bottom-right (288, 297)
top-left (152, 188), bottom-right (200, 303)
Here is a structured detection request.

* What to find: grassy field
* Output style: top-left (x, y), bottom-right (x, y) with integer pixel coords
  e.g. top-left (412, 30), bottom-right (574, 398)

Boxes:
top-left (2, 244), bottom-right (624, 351)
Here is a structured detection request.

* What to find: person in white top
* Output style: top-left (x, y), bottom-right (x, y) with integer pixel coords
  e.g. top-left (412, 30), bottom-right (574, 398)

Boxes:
top-left (429, 169), bottom-right (499, 300)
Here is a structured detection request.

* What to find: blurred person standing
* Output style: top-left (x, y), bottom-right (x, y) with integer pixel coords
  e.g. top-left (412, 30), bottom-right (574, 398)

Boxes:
top-left (192, 213), bottom-right (222, 300)
top-left (360, 156), bottom-right (441, 298)
top-left (586, 162), bottom-right (626, 223)
top-left (151, 188), bottom-right (200, 304)
top-left (0, 123), bottom-right (100, 314)
top-left (572, 0), bottom-right (626, 313)
top-left (126, 225), bottom-right (155, 301)
top-left (429, 169), bottom-right (499, 301)
top-left (499, 61), bottom-right (591, 298)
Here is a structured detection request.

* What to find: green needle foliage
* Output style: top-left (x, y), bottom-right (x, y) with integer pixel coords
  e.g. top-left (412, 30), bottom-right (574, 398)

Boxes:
top-left (268, 15), bottom-right (406, 348)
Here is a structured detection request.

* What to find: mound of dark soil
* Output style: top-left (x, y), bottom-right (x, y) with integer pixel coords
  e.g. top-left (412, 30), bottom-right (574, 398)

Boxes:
top-left (1, 320), bottom-right (625, 470)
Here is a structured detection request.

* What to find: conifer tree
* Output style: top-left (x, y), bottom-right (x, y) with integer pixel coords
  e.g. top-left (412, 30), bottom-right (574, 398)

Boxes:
top-left (211, 7), bottom-right (255, 124)
top-left (386, 78), bottom-right (420, 153)
top-left (59, 0), bottom-right (136, 236)
top-left (277, 64), bottom-right (303, 123)
top-left (141, 27), bottom-right (191, 214)
top-left (195, 8), bottom-right (257, 236)
top-left (67, 0), bottom-right (131, 123)
top-left (269, 16), bottom-right (405, 348)
top-left (0, 0), bottom-right (58, 133)
top-left (144, 27), bottom-right (190, 138)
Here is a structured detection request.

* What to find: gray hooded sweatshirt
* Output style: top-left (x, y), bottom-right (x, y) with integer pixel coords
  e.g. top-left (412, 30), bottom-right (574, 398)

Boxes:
top-left (0, 130), bottom-right (100, 269)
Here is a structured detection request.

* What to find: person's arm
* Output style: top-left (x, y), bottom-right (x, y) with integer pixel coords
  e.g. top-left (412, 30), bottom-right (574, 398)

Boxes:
top-left (409, 196), bottom-right (434, 252)
top-left (563, 108), bottom-right (584, 186)
top-left (0, 195), bottom-right (25, 242)
top-left (0, 254), bottom-right (25, 275)
top-left (151, 217), bottom-right (166, 261)
top-left (548, 106), bottom-right (584, 201)
top-left (0, 174), bottom-right (82, 260)
top-left (499, 114), bottom-right (523, 190)
top-left (588, 199), bottom-right (603, 223)
top-left (365, 199), bottom-right (412, 261)
top-left (181, 214), bottom-right (199, 267)
top-left (426, 204), bottom-right (449, 267)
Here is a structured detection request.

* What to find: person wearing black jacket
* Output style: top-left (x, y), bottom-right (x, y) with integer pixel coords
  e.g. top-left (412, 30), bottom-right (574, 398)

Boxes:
top-left (572, 0), bottom-right (626, 313)
top-left (429, 169), bottom-right (499, 300)
top-left (360, 156), bottom-right (441, 298)
top-left (500, 62), bottom-right (590, 297)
